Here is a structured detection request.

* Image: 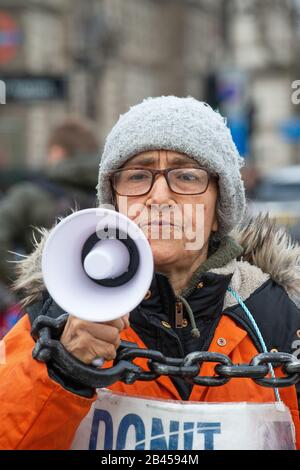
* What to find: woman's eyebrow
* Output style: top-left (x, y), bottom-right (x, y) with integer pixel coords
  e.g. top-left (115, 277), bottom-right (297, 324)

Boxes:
top-left (125, 156), bottom-right (198, 167)
top-left (126, 157), bottom-right (156, 166)
top-left (168, 157), bottom-right (199, 166)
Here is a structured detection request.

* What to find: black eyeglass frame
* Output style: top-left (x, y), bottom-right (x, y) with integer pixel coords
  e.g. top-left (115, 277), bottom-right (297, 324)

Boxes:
top-left (108, 167), bottom-right (218, 197)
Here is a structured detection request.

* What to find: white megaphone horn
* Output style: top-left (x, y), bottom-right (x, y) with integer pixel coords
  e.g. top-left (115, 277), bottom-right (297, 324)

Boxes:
top-left (42, 207), bottom-right (154, 329)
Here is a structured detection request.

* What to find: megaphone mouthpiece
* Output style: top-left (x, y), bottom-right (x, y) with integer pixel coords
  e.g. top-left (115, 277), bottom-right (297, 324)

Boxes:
top-left (83, 239), bottom-right (130, 281)
top-left (81, 228), bottom-right (140, 288)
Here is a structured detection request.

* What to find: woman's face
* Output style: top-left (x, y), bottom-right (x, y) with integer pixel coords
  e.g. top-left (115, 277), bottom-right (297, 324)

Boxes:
top-left (114, 150), bottom-right (219, 269)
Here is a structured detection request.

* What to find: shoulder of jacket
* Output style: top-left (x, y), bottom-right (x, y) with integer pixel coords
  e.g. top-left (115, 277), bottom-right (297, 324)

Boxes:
top-left (225, 278), bottom-right (300, 355)
top-left (231, 213), bottom-right (300, 309)
top-left (7, 181), bottom-right (50, 199)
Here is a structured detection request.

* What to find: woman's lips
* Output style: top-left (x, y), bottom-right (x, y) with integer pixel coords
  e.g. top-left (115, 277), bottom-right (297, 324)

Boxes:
top-left (140, 221), bottom-right (179, 228)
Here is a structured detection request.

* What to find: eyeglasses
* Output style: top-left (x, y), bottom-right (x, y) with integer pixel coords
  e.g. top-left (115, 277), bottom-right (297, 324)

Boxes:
top-left (109, 167), bottom-right (216, 196)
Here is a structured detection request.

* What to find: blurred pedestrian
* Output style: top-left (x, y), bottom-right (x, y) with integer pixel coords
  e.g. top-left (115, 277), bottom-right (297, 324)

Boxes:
top-left (0, 117), bottom-right (100, 331)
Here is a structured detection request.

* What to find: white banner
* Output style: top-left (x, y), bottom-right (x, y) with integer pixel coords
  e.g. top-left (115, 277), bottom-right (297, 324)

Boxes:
top-left (71, 390), bottom-right (296, 450)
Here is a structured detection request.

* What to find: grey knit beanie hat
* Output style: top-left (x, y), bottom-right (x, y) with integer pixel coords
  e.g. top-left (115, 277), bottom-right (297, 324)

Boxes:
top-left (97, 96), bottom-right (246, 238)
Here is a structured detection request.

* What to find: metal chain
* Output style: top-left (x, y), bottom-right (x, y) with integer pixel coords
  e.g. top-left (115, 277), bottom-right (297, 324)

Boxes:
top-left (31, 315), bottom-right (300, 390)
top-left (116, 347), bottom-right (300, 388)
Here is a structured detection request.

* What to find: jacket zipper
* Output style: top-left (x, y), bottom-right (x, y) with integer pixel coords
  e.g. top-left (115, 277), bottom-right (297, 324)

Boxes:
top-left (175, 300), bottom-right (184, 328)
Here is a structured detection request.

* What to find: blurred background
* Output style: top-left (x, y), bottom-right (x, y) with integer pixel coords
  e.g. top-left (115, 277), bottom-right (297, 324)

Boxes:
top-left (0, 0), bottom-right (300, 334)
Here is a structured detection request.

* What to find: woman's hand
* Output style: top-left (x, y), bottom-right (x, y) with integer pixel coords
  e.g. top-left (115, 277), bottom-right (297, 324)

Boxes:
top-left (60, 315), bottom-right (130, 364)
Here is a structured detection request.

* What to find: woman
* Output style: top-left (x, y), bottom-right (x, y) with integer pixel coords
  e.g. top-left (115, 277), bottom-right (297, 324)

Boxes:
top-left (1, 96), bottom-right (300, 450)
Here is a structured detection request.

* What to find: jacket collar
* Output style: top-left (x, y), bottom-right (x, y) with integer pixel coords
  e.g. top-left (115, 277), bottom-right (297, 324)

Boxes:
top-left (141, 236), bottom-right (242, 322)
top-left (180, 236), bottom-right (243, 298)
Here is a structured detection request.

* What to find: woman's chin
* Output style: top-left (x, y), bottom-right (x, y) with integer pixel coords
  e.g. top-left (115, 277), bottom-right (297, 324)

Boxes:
top-left (149, 239), bottom-right (182, 266)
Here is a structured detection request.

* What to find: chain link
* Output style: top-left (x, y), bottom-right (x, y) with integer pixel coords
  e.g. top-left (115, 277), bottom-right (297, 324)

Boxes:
top-left (31, 315), bottom-right (300, 390)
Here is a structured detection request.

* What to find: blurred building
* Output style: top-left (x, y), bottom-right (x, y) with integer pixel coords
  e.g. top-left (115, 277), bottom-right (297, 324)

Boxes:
top-left (0, 0), bottom-right (223, 168)
top-left (223, 0), bottom-right (300, 173)
top-left (0, 0), bottom-right (70, 168)
top-left (4, 0), bottom-right (299, 175)
top-left (68, 0), bottom-right (224, 144)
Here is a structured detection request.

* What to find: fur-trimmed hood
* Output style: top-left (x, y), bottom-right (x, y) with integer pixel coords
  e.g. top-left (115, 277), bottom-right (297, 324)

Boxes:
top-left (13, 214), bottom-right (300, 310)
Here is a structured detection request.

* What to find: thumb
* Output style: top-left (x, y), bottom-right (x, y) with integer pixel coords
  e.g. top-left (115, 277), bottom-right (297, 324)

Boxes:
top-left (121, 314), bottom-right (130, 330)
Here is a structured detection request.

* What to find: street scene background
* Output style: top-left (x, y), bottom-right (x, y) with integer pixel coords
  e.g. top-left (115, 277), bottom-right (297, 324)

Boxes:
top-left (0, 0), bottom-right (300, 335)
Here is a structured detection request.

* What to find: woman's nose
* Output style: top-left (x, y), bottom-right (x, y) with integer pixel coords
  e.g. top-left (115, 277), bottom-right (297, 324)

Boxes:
top-left (146, 174), bottom-right (175, 205)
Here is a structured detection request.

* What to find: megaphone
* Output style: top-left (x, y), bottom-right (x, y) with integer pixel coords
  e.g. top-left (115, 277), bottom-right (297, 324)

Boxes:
top-left (42, 208), bottom-right (154, 324)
